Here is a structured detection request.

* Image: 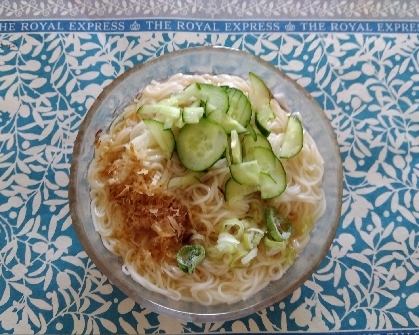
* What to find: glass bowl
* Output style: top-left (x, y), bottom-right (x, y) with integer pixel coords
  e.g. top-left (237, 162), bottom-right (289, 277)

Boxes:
top-left (69, 46), bottom-right (342, 322)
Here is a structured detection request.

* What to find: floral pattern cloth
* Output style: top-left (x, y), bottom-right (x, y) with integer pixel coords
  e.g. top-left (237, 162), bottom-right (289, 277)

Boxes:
top-left (1, 1), bottom-right (419, 333)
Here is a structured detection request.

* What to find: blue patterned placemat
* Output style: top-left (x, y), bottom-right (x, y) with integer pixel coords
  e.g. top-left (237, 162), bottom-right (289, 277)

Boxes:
top-left (1, 4), bottom-right (419, 333)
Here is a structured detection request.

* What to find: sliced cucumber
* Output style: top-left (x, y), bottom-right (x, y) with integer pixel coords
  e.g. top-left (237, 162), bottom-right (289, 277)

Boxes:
top-left (249, 72), bottom-right (271, 107)
top-left (230, 130), bottom-right (242, 164)
top-left (139, 74), bottom-right (291, 200)
top-left (246, 124), bottom-right (257, 141)
top-left (262, 163), bottom-right (286, 199)
top-left (207, 109), bottom-right (247, 134)
top-left (163, 118), bottom-right (174, 130)
top-left (170, 83), bottom-right (220, 108)
top-left (182, 106), bottom-right (205, 124)
top-left (242, 133), bottom-right (272, 161)
top-left (190, 99), bottom-right (204, 107)
top-left (225, 139), bottom-right (232, 166)
top-left (279, 115), bottom-right (304, 158)
top-left (230, 160), bottom-right (260, 185)
top-left (253, 147), bottom-right (276, 173)
top-left (158, 95), bottom-right (180, 107)
top-left (199, 84), bottom-right (229, 116)
top-left (224, 177), bottom-right (259, 202)
top-left (143, 119), bottom-right (175, 159)
top-left (138, 104), bottom-right (181, 119)
top-left (255, 103), bottom-right (274, 137)
top-left (176, 118), bottom-right (227, 172)
top-left (259, 173), bottom-right (280, 200)
top-left (248, 72), bottom-right (275, 137)
top-left (173, 83), bottom-right (201, 105)
top-left (225, 87), bottom-right (252, 127)
top-left (253, 147), bottom-right (286, 199)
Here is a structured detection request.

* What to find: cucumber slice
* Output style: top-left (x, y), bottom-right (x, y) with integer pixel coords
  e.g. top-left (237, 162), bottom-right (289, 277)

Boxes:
top-left (225, 87), bottom-right (252, 127)
top-left (249, 72), bottom-right (271, 107)
top-left (163, 118), bottom-right (174, 130)
top-left (171, 83), bottom-right (224, 109)
top-left (173, 83), bottom-right (201, 105)
top-left (230, 130), bottom-right (242, 164)
top-left (259, 173), bottom-right (280, 200)
top-left (224, 177), bottom-right (259, 202)
top-left (279, 115), bottom-right (304, 158)
top-left (225, 139), bottom-right (232, 166)
top-left (200, 84), bottom-right (229, 115)
top-left (253, 147), bottom-right (286, 199)
top-left (176, 118), bottom-right (227, 172)
top-left (242, 133), bottom-right (272, 161)
top-left (158, 95), bottom-right (180, 107)
top-left (190, 99), bottom-right (203, 107)
top-left (255, 103), bottom-right (274, 137)
top-left (182, 106), bottom-right (205, 124)
top-left (246, 124), bottom-right (257, 141)
top-left (249, 72), bottom-right (275, 137)
top-left (174, 115), bottom-right (185, 129)
top-left (269, 159), bottom-right (286, 197)
top-left (208, 109), bottom-right (247, 134)
top-left (143, 119), bottom-right (175, 159)
top-left (253, 147), bottom-right (276, 173)
top-left (137, 104), bottom-right (181, 119)
top-left (230, 160), bottom-right (260, 185)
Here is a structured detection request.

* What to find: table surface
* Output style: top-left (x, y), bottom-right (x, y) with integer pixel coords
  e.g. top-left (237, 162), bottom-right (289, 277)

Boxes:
top-left (1, 0), bottom-right (419, 334)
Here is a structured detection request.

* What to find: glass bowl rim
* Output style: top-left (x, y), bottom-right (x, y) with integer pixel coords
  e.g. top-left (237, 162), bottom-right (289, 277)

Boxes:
top-left (69, 45), bottom-right (343, 322)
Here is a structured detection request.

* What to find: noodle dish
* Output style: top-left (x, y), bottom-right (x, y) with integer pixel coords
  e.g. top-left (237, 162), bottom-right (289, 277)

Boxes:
top-left (69, 47), bottom-right (342, 322)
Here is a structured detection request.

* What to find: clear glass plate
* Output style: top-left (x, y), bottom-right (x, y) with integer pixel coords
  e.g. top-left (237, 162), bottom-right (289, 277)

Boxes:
top-left (69, 46), bottom-right (342, 322)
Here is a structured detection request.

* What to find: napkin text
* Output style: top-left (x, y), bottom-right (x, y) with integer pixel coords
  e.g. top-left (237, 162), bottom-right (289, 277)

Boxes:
top-left (1, 19), bottom-right (419, 34)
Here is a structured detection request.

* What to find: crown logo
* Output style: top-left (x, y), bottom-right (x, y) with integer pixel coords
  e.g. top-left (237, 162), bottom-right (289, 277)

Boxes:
top-left (130, 21), bottom-right (140, 30)
top-left (285, 22), bottom-right (295, 31)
